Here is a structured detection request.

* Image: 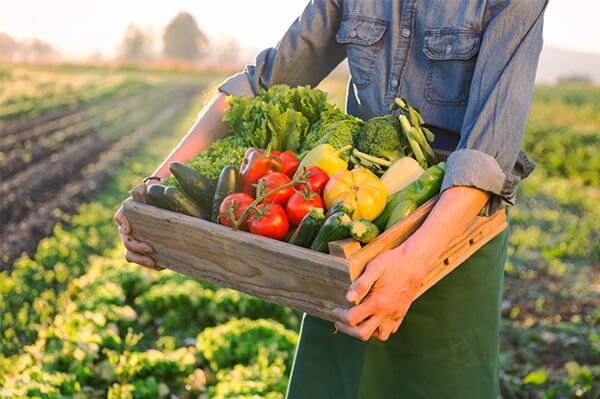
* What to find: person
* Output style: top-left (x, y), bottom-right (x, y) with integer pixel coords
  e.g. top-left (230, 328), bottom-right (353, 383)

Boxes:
top-left (114, 0), bottom-right (548, 397)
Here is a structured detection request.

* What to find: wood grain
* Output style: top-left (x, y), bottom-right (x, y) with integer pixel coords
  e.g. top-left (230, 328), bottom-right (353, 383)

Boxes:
top-left (123, 198), bottom-right (353, 322)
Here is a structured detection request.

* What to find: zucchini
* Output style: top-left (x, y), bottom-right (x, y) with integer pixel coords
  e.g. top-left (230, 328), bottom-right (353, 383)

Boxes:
top-left (288, 208), bottom-right (326, 248)
top-left (147, 184), bottom-right (172, 210)
top-left (350, 218), bottom-right (380, 244)
top-left (326, 200), bottom-right (355, 218)
top-left (385, 199), bottom-right (418, 230)
top-left (310, 211), bottom-right (352, 253)
top-left (211, 165), bottom-right (238, 222)
top-left (163, 186), bottom-right (207, 218)
top-left (169, 162), bottom-right (215, 210)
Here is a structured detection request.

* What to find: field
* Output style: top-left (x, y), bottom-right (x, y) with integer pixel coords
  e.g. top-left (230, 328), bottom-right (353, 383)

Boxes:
top-left (0, 65), bottom-right (598, 398)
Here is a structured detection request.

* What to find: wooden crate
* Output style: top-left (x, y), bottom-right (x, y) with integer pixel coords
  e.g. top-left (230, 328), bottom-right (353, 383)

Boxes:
top-left (123, 195), bottom-right (507, 323)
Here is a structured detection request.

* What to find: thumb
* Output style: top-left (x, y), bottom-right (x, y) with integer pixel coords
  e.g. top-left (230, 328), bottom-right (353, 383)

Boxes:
top-left (346, 262), bottom-right (382, 304)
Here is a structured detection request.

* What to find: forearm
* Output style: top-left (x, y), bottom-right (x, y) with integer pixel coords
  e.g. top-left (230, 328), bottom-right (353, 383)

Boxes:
top-left (398, 185), bottom-right (491, 278)
top-left (151, 92), bottom-right (231, 178)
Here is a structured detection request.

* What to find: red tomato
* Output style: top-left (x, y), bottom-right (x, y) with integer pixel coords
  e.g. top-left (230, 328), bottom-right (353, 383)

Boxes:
top-left (286, 190), bottom-right (324, 226)
top-left (257, 172), bottom-right (294, 206)
top-left (275, 150), bottom-right (300, 177)
top-left (249, 203), bottom-right (289, 240)
top-left (294, 166), bottom-right (329, 194)
top-left (218, 193), bottom-right (254, 230)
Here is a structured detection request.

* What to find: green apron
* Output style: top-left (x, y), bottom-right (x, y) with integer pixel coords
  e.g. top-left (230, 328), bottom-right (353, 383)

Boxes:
top-left (285, 222), bottom-right (509, 399)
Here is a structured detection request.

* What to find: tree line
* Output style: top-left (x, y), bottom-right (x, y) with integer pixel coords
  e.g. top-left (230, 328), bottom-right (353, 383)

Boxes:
top-left (0, 11), bottom-right (241, 66)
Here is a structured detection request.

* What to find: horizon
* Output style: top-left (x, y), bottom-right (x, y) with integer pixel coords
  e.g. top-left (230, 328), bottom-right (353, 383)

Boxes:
top-left (1, 0), bottom-right (600, 60)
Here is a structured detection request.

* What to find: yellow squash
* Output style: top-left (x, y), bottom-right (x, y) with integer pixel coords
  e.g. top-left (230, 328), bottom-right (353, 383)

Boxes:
top-left (323, 167), bottom-right (387, 221)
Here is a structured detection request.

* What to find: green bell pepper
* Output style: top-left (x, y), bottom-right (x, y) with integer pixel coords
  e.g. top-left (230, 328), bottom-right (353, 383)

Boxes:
top-left (374, 162), bottom-right (446, 230)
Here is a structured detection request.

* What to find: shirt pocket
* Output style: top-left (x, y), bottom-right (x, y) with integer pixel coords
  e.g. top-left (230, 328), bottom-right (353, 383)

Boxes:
top-left (423, 28), bottom-right (481, 106)
top-left (336, 15), bottom-right (387, 88)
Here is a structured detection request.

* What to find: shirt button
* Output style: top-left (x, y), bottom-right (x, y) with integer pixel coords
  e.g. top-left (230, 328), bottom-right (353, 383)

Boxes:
top-left (401, 28), bottom-right (411, 38)
top-left (350, 30), bottom-right (358, 38)
top-left (391, 78), bottom-right (399, 88)
top-left (445, 44), bottom-right (453, 54)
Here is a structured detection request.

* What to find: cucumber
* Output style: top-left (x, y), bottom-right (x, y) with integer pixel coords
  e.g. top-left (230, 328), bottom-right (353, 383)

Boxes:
top-left (385, 199), bottom-right (418, 230)
top-left (288, 208), bottom-right (326, 248)
top-left (169, 162), bottom-right (215, 210)
top-left (147, 184), bottom-right (172, 210)
top-left (350, 218), bottom-right (380, 244)
top-left (310, 211), bottom-right (352, 253)
top-left (326, 200), bottom-right (355, 218)
top-left (163, 186), bottom-right (207, 218)
top-left (211, 165), bottom-right (238, 222)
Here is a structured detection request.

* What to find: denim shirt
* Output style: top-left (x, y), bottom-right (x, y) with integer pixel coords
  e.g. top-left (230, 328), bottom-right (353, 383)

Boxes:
top-left (219, 0), bottom-right (548, 215)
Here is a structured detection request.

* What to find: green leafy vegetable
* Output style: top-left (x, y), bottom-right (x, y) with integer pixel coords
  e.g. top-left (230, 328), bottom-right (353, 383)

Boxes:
top-left (164, 135), bottom-right (249, 186)
top-left (223, 84), bottom-right (330, 153)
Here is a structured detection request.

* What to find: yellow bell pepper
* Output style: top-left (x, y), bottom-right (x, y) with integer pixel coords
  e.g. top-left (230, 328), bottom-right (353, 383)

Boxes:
top-left (323, 167), bottom-right (387, 221)
top-left (297, 144), bottom-right (352, 177)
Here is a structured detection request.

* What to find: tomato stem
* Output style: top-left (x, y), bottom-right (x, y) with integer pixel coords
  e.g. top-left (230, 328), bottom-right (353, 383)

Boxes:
top-left (231, 174), bottom-right (308, 231)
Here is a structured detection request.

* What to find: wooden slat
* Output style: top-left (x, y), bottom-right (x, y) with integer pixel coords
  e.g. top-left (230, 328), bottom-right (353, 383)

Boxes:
top-left (123, 198), bottom-right (353, 322)
top-left (414, 210), bottom-right (507, 299)
top-left (328, 238), bottom-right (362, 258)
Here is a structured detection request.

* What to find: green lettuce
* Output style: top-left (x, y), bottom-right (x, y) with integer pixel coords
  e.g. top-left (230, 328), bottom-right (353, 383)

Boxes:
top-left (223, 84), bottom-right (330, 153)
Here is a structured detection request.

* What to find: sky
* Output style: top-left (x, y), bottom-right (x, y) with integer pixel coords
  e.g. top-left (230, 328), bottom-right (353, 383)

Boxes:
top-left (1, 0), bottom-right (599, 59)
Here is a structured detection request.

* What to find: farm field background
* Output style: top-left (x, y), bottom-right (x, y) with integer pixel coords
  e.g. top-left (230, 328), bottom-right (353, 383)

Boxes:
top-left (0, 65), bottom-right (598, 398)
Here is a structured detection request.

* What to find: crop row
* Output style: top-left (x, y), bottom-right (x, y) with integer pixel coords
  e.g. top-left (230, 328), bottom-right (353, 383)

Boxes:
top-left (0, 72), bottom-right (132, 123)
top-left (0, 85), bottom-right (161, 179)
top-left (0, 80), bottom-right (149, 153)
top-left (0, 84), bottom-right (200, 269)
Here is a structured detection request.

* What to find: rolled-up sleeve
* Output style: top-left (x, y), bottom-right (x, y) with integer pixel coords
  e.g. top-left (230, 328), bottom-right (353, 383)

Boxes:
top-left (218, 0), bottom-right (346, 97)
top-left (441, 0), bottom-right (548, 215)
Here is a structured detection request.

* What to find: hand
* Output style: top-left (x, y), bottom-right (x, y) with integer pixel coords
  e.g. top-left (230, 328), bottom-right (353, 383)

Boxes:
top-left (332, 185), bottom-right (490, 342)
top-left (332, 237), bottom-right (439, 342)
top-left (113, 181), bottom-right (162, 270)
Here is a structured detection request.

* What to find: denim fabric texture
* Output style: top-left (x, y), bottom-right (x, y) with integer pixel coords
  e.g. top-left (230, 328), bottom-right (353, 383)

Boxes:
top-left (219, 0), bottom-right (548, 215)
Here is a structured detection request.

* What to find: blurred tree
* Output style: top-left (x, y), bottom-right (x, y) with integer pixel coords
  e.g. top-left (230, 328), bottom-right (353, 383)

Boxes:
top-left (120, 23), bottom-right (154, 62)
top-left (0, 33), bottom-right (19, 61)
top-left (162, 12), bottom-right (209, 62)
top-left (20, 38), bottom-right (58, 62)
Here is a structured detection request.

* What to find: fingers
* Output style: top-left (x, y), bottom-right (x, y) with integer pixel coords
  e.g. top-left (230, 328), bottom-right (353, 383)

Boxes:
top-left (125, 249), bottom-right (156, 269)
top-left (119, 226), bottom-right (154, 255)
top-left (115, 198), bottom-right (162, 271)
top-left (346, 262), bottom-right (383, 303)
top-left (333, 299), bottom-right (376, 327)
top-left (335, 314), bottom-right (383, 342)
top-left (118, 226), bottom-right (161, 270)
top-left (373, 318), bottom-right (398, 342)
top-left (114, 206), bottom-right (131, 235)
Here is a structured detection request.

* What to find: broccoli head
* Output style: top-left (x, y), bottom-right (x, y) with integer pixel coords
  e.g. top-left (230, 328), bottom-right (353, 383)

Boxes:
top-left (353, 116), bottom-right (405, 173)
top-left (300, 108), bottom-right (363, 162)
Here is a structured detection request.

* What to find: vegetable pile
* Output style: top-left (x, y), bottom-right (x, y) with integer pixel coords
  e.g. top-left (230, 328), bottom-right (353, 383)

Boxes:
top-left (150, 85), bottom-right (446, 254)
